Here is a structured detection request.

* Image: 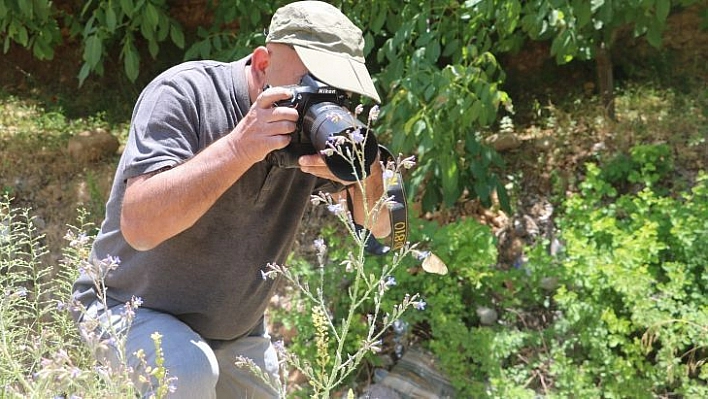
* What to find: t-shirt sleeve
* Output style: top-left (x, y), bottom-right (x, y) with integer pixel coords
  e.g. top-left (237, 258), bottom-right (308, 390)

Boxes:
top-left (122, 77), bottom-right (200, 180)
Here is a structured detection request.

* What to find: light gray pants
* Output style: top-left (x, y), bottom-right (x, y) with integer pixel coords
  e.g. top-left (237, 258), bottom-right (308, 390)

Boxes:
top-left (83, 300), bottom-right (280, 398)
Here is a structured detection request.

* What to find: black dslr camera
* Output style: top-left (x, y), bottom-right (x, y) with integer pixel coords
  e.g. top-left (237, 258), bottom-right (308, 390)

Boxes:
top-left (266, 74), bottom-right (379, 182)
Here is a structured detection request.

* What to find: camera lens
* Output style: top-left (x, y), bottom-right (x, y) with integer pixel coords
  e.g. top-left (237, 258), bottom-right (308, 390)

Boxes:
top-left (303, 102), bottom-right (379, 182)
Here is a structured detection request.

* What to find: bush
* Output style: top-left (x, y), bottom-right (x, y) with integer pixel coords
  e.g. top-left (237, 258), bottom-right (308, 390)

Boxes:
top-left (311, 161), bottom-right (708, 397)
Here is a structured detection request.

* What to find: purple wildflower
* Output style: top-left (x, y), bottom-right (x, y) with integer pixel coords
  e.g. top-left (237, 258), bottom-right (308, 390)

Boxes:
top-left (413, 300), bottom-right (427, 311)
top-left (350, 128), bottom-right (364, 143)
top-left (327, 203), bottom-right (345, 215)
top-left (385, 276), bottom-right (397, 287)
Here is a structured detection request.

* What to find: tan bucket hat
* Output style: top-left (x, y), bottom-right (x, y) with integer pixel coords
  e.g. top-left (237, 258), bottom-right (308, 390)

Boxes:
top-left (266, 1), bottom-right (381, 103)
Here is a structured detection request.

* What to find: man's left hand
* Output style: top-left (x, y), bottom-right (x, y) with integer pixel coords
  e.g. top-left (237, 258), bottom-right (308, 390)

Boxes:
top-left (298, 154), bottom-right (352, 184)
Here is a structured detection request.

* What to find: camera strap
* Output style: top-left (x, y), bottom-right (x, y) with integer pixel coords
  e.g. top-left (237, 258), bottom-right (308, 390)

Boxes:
top-left (379, 145), bottom-right (409, 251)
top-left (349, 145), bottom-right (409, 255)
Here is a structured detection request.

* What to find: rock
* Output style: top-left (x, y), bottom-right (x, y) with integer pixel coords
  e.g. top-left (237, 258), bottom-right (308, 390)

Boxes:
top-left (476, 306), bottom-right (498, 326)
top-left (376, 346), bottom-right (455, 399)
top-left (540, 276), bottom-right (560, 292)
top-left (67, 129), bottom-right (119, 162)
top-left (487, 133), bottom-right (522, 152)
top-left (359, 384), bottom-right (402, 399)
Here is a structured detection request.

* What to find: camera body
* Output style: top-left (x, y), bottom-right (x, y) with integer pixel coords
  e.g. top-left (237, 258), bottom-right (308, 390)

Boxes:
top-left (267, 74), bottom-right (378, 182)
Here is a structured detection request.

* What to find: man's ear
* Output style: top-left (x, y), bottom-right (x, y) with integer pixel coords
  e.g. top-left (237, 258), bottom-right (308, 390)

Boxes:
top-left (250, 46), bottom-right (270, 87)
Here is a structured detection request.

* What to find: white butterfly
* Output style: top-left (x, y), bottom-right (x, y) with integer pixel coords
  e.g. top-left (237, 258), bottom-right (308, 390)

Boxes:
top-left (411, 249), bottom-right (449, 275)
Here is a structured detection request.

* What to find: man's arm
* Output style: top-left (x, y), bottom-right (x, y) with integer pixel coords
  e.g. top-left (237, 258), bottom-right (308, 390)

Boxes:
top-left (121, 87), bottom-right (297, 251)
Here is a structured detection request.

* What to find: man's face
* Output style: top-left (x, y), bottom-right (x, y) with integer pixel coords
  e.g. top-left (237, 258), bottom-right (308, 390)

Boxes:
top-left (264, 43), bottom-right (309, 87)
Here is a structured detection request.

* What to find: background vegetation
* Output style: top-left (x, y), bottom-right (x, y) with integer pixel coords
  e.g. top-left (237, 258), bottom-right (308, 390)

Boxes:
top-left (1, 0), bottom-right (707, 397)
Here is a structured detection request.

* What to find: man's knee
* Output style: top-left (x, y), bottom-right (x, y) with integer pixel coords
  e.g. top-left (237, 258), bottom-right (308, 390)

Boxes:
top-left (149, 338), bottom-right (219, 398)
top-left (83, 303), bottom-right (220, 398)
top-left (126, 312), bottom-right (219, 398)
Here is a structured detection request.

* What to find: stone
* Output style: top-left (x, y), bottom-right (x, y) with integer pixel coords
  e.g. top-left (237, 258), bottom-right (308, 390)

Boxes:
top-left (67, 129), bottom-right (119, 162)
top-left (487, 133), bottom-right (522, 152)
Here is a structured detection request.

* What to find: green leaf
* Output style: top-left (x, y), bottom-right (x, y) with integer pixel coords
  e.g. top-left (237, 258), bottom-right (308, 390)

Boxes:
top-left (121, 0), bottom-right (135, 17)
top-left (370, 4), bottom-right (386, 33)
top-left (443, 38), bottom-right (461, 57)
top-left (84, 34), bottom-right (102, 68)
top-left (18, 0), bottom-right (30, 17)
top-left (140, 16), bottom-right (153, 40)
top-left (156, 13), bottom-right (169, 41)
top-left (590, 0), bottom-right (605, 13)
top-left (105, 7), bottom-right (117, 32)
top-left (124, 42), bottom-right (139, 81)
top-left (646, 24), bottom-right (662, 48)
top-left (412, 119), bottom-right (426, 137)
top-left (32, 36), bottom-right (54, 60)
top-left (144, 2), bottom-right (158, 29)
top-left (78, 62), bottom-right (91, 86)
top-left (441, 154), bottom-right (461, 206)
top-left (16, 24), bottom-right (28, 46)
top-left (656, 0), bottom-right (670, 22)
top-left (575, 2), bottom-right (592, 27)
top-left (148, 39), bottom-right (158, 58)
top-left (170, 25), bottom-right (185, 49)
top-left (426, 40), bottom-right (441, 64)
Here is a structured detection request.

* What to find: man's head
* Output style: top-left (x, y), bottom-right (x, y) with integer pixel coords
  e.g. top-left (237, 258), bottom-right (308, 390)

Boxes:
top-left (265, 1), bottom-right (380, 103)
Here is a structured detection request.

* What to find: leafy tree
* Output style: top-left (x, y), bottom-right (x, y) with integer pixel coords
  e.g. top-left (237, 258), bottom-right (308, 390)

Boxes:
top-left (347, 0), bottom-right (514, 211)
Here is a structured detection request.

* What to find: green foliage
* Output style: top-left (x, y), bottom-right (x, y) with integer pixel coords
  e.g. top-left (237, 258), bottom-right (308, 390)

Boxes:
top-left (348, 0), bottom-right (513, 211)
top-left (0, 0), bottom-right (60, 59)
top-left (518, 0), bottom-right (701, 63)
top-left (549, 167), bottom-right (708, 397)
top-left (353, 160), bottom-right (706, 397)
top-left (601, 143), bottom-right (674, 194)
top-left (76, 0), bottom-right (185, 85)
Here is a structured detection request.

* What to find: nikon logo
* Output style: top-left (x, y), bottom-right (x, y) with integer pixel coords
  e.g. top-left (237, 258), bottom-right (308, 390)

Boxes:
top-left (318, 88), bottom-right (337, 94)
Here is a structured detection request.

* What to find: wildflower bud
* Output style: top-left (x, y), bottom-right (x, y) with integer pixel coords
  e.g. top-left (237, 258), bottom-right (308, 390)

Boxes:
top-left (368, 105), bottom-right (380, 122)
top-left (400, 155), bottom-right (416, 169)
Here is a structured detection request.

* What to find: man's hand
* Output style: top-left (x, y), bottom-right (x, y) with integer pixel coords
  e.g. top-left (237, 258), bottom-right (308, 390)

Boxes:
top-left (297, 153), bottom-right (347, 183)
top-left (228, 87), bottom-right (298, 165)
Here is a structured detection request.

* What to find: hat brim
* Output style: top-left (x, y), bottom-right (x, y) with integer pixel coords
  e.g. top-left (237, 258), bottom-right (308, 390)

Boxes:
top-left (294, 45), bottom-right (381, 103)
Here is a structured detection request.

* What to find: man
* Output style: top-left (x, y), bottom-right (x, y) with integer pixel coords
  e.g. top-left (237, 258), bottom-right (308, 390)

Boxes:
top-left (71, 1), bottom-right (390, 397)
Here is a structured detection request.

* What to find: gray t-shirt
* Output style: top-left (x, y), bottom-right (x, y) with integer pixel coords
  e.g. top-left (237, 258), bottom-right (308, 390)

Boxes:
top-left (73, 56), bottom-right (337, 340)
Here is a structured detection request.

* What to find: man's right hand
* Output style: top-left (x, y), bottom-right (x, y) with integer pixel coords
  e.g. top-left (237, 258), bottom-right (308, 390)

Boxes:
top-left (228, 86), bottom-right (298, 165)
